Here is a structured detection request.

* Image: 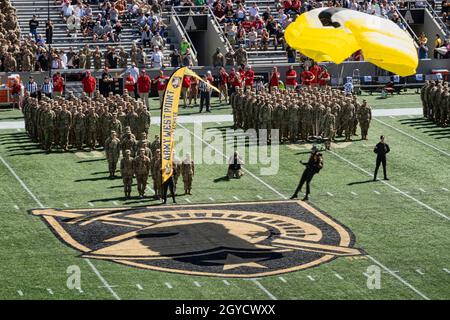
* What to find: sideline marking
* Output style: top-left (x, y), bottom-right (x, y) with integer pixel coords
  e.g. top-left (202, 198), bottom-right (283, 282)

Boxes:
top-left (233, 196), bottom-right (240, 201)
top-left (418, 188), bottom-right (426, 193)
top-left (176, 127), bottom-right (433, 300)
top-left (373, 190), bottom-right (380, 195)
top-left (194, 281), bottom-right (201, 287)
top-left (251, 279), bottom-right (277, 300)
top-left (279, 276), bottom-right (287, 283)
top-left (326, 192), bottom-right (334, 197)
top-left (329, 151), bottom-right (450, 222)
top-left (185, 198), bottom-right (192, 203)
top-left (442, 188), bottom-right (449, 192)
top-left (17, 290), bottom-right (23, 296)
top-left (351, 191), bottom-right (358, 196)
top-left (416, 269), bottom-right (425, 275)
top-left (88, 202), bottom-right (94, 207)
top-left (443, 268), bottom-right (450, 274)
top-left (257, 195), bottom-right (263, 199)
top-left (47, 288), bottom-right (54, 295)
top-left (374, 118), bottom-right (450, 157)
top-left (136, 284), bottom-right (143, 290)
top-left (165, 282), bottom-right (173, 289)
top-left (223, 280), bottom-right (230, 285)
top-left (307, 275), bottom-right (315, 281)
top-left (0, 155), bottom-right (121, 301)
top-left (14, 205), bottom-right (19, 210)
top-left (63, 203), bottom-right (69, 208)
top-left (209, 197), bottom-right (215, 201)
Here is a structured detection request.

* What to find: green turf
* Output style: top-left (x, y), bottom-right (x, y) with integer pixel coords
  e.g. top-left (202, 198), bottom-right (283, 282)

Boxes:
top-left (0, 89), bottom-right (449, 300)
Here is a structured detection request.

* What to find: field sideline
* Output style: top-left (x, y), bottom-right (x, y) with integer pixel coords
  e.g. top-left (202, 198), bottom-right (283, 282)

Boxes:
top-left (0, 92), bottom-right (449, 300)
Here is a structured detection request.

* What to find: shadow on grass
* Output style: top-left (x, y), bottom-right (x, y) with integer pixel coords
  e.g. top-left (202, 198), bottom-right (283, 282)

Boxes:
top-left (74, 176), bottom-right (111, 182)
top-left (77, 158), bottom-right (105, 163)
top-left (347, 179), bottom-right (375, 186)
top-left (213, 176), bottom-right (229, 183)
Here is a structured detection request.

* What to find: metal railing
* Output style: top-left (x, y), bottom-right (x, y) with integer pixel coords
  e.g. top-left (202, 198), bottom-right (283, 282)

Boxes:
top-left (424, 0), bottom-right (449, 36)
top-left (170, 6), bottom-right (199, 65)
top-left (393, 5), bottom-right (420, 46)
top-left (206, 5), bottom-right (234, 53)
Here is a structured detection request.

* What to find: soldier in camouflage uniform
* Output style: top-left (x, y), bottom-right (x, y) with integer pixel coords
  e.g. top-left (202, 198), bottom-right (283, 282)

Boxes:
top-left (86, 107), bottom-right (99, 150)
top-left (73, 107), bottom-right (86, 150)
top-left (151, 149), bottom-right (162, 200)
top-left (134, 148), bottom-right (151, 198)
top-left (358, 99), bottom-right (372, 140)
top-left (121, 126), bottom-right (137, 157)
top-left (57, 104), bottom-right (72, 151)
top-left (104, 131), bottom-right (121, 178)
top-left (120, 150), bottom-right (134, 198)
top-left (181, 153), bottom-right (194, 195)
top-left (42, 105), bottom-right (56, 153)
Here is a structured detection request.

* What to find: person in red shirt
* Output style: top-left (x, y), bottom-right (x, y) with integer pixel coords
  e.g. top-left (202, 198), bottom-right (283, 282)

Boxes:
top-left (218, 67), bottom-right (229, 104)
top-left (181, 75), bottom-right (191, 108)
top-left (189, 75), bottom-right (199, 106)
top-left (238, 66), bottom-right (245, 87)
top-left (137, 70), bottom-right (151, 109)
top-left (82, 71), bottom-right (97, 97)
top-left (301, 67), bottom-right (315, 86)
top-left (10, 79), bottom-right (22, 110)
top-left (269, 66), bottom-right (280, 92)
top-left (309, 63), bottom-right (322, 86)
top-left (53, 72), bottom-right (65, 97)
top-left (124, 72), bottom-right (136, 98)
top-left (244, 65), bottom-right (255, 92)
top-left (318, 68), bottom-right (331, 87)
top-left (230, 68), bottom-right (242, 92)
top-left (153, 70), bottom-right (169, 107)
top-left (285, 65), bottom-right (298, 91)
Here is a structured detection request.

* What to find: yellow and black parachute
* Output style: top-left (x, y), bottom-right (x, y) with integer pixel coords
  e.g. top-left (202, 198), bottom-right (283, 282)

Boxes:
top-left (285, 8), bottom-right (418, 76)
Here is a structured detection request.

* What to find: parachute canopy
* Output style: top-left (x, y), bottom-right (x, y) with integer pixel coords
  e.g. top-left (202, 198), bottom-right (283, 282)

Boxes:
top-left (285, 8), bottom-right (419, 76)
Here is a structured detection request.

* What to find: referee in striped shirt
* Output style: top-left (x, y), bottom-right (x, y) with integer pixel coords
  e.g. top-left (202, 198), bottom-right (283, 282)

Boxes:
top-left (26, 76), bottom-right (39, 99)
top-left (199, 75), bottom-right (211, 113)
top-left (41, 77), bottom-right (54, 99)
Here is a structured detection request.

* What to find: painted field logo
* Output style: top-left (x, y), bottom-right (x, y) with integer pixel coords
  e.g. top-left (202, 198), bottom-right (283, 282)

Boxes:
top-left (31, 201), bottom-right (364, 277)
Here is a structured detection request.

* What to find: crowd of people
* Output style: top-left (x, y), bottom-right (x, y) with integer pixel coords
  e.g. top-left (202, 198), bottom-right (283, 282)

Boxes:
top-left (420, 80), bottom-right (449, 127)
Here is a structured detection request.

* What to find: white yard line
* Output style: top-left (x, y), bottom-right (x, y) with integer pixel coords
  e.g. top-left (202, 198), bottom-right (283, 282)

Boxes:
top-left (373, 190), bottom-right (380, 195)
top-left (88, 202), bottom-right (94, 207)
top-left (136, 284), bottom-right (143, 290)
top-left (47, 288), bottom-right (54, 295)
top-left (63, 203), bottom-right (69, 208)
top-left (209, 197), bottom-right (215, 201)
top-left (442, 188), bottom-right (449, 192)
top-left (185, 198), bottom-right (192, 203)
top-left (350, 191), bottom-right (358, 196)
top-left (251, 279), bottom-right (277, 300)
top-left (334, 273), bottom-right (344, 280)
top-left (307, 275), bottom-right (315, 281)
top-left (374, 118), bottom-right (450, 157)
top-left (194, 281), bottom-right (201, 287)
top-left (443, 268), bottom-right (450, 274)
top-left (367, 255), bottom-right (429, 300)
top-left (256, 195), bottom-right (263, 199)
top-left (326, 192), bottom-right (334, 197)
top-left (278, 276), bottom-right (287, 283)
top-left (418, 188), bottom-right (426, 193)
top-left (233, 196), bottom-right (240, 201)
top-left (165, 282), bottom-right (173, 289)
top-left (222, 280), bottom-right (230, 285)
top-left (0, 155), bottom-right (120, 301)
top-left (329, 151), bottom-right (450, 222)
top-left (17, 290), bottom-right (23, 296)
top-left (13, 205), bottom-right (19, 210)
top-left (113, 201), bottom-right (119, 205)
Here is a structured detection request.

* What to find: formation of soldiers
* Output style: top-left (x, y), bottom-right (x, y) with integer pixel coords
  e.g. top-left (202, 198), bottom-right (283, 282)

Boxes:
top-left (22, 89), bottom-right (194, 200)
top-left (420, 81), bottom-right (449, 127)
top-left (230, 86), bottom-right (373, 147)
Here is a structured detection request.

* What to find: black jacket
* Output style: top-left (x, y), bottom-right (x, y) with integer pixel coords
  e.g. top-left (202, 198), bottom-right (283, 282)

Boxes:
top-left (374, 142), bottom-right (390, 157)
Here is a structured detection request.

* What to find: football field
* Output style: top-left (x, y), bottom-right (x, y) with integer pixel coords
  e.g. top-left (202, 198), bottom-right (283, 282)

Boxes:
top-left (0, 92), bottom-right (449, 300)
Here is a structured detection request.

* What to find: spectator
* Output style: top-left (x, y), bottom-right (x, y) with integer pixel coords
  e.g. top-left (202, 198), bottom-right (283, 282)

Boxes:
top-left (434, 34), bottom-right (443, 58)
top-left (285, 65), bottom-right (298, 91)
top-left (212, 47), bottom-right (225, 67)
top-left (53, 72), bottom-right (65, 97)
top-left (269, 66), bottom-right (280, 92)
top-left (45, 19), bottom-right (54, 44)
top-left (170, 49), bottom-right (182, 68)
top-left (248, 27), bottom-right (259, 50)
top-left (82, 71), bottom-right (97, 97)
top-left (418, 43), bottom-right (429, 59)
top-left (153, 70), bottom-right (169, 106)
top-left (189, 75), bottom-right (199, 106)
top-left (101, 67), bottom-right (115, 96)
top-left (199, 74), bottom-right (211, 113)
top-left (182, 75), bottom-right (191, 108)
top-left (137, 70), bottom-right (151, 109)
top-left (244, 65), bottom-right (255, 91)
top-left (29, 15), bottom-right (39, 41)
top-left (249, 3), bottom-right (261, 21)
top-left (151, 47), bottom-right (164, 69)
top-left (182, 48), bottom-right (194, 67)
top-left (124, 71), bottom-right (137, 99)
top-left (180, 37), bottom-right (191, 56)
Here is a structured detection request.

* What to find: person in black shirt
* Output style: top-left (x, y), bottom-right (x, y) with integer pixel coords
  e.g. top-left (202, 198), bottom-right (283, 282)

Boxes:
top-left (227, 151), bottom-right (244, 179)
top-left (45, 19), bottom-right (53, 44)
top-left (101, 67), bottom-right (114, 96)
top-left (162, 173), bottom-right (177, 204)
top-left (373, 135), bottom-right (390, 181)
top-left (29, 15), bottom-right (39, 41)
top-left (290, 146), bottom-right (324, 201)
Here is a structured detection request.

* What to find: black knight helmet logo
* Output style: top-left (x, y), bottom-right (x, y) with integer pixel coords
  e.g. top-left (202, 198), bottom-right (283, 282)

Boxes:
top-left (31, 201), bottom-right (364, 277)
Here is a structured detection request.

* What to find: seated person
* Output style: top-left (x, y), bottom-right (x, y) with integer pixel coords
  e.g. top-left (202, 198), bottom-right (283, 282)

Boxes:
top-left (227, 151), bottom-right (245, 179)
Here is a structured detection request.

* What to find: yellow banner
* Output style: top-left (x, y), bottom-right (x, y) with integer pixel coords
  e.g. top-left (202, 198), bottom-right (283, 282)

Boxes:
top-left (160, 67), bottom-right (186, 184)
top-left (160, 67), bottom-right (221, 184)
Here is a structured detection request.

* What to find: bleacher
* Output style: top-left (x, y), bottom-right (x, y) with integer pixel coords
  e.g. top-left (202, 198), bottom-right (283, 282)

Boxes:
top-left (11, 0), bottom-right (180, 69)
